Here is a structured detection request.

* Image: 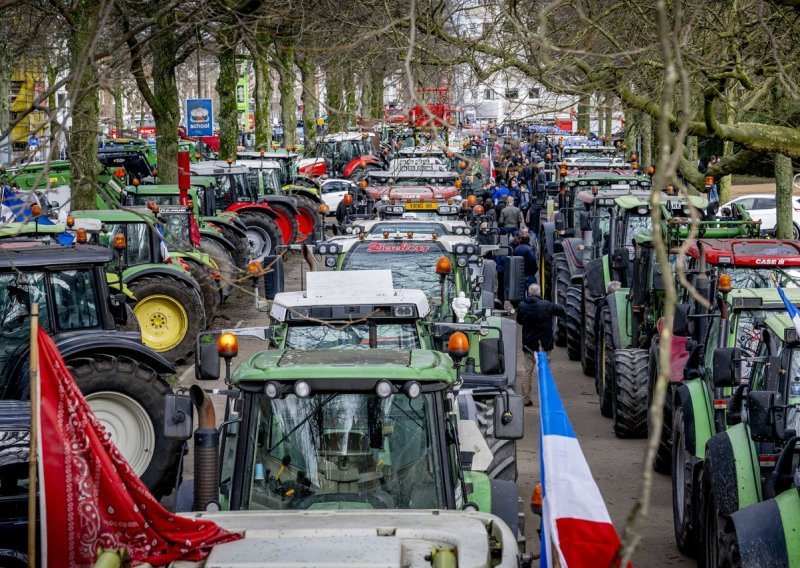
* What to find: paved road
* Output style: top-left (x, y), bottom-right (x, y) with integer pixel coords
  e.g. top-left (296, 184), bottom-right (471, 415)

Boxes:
top-left (175, 253), bottom-right (693, 567)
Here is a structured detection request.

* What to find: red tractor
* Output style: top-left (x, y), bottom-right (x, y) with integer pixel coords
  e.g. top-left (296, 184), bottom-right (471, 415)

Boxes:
top-left (408, 87), bottom-right (455, 129)
top-left (296, 132), bottom-right (385, 181)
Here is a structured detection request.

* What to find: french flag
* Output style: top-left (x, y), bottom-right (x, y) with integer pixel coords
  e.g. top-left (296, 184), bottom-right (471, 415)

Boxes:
top-left (777, 285), bottom-right (800, 335)
top-left (537, 352), bottom-right (626, 567)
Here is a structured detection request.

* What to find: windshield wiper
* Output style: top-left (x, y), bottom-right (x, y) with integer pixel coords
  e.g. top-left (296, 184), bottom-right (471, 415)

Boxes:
top-left (266, 393), bottom-right (338, 454)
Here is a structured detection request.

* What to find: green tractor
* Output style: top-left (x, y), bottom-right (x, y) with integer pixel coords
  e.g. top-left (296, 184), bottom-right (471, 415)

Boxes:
top-left (70, 209), bottom-right (207, 364)
top-left (175, 331), bottom-right (525, 549)
top-left (578, 192), bottom-right (709, 377)
top-left (665, 239), bottom-right (800, 556)
top-left (313, 235), bottom-right (525, 482)
top-left (121, 184), bottom-right (248, 293)
top-left (0, 240), bottom-right (181, 498)
top-left (547, 173), bottom-right (657, 357)
top-left (594, 208), bottom-right (760, 438)
top-left (698, 314), bottom-right (800, 567)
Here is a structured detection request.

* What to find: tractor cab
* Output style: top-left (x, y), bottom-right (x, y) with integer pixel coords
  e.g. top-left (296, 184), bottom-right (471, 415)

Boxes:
top-left (298, 132), bottom-right (383, 180)
top-left (98, 146), bottom-right (157, 185)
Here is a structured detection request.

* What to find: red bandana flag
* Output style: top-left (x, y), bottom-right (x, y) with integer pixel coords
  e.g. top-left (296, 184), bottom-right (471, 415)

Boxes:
top-left (35, 326), bottom-right (239, 566)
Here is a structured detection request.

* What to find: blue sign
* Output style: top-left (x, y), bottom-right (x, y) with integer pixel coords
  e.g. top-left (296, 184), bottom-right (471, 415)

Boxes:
top-left (28, 135), bottom-right (40, 149)
top-left (186, 99), bottom-right (214, 137)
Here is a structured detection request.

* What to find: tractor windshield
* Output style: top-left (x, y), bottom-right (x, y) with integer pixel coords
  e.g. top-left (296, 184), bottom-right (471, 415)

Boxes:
top-left (624, 212), bottom-right (652, 244)
top-left (786, 350), bottom-right (800, 406)
top-left (732, 309), bottom-right (770, 379)
top-left (342, 241), bottom-right (451, 300)
top-left (104, 223), bottom-right (153, 265)
top-left (130, 194), bottom-right (180, 207)
top-left (0, 271), bottom-right (51, 335)
top-left (247, 168), bottom-right (282, 195)
top-left (238, 392), bottom-right (447, 510)
top-left (159, 213), bottom-right (192, 251)
top-left (215, 173), bottom-right (255, 207)
top-left (285, 323), bottom-right (420, 350)
top-left (727, 268), bottom-right (800, 289)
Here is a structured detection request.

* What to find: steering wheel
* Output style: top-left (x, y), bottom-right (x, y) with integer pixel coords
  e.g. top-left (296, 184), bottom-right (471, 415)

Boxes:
top-left (289, 491), bottom-right (391, 510)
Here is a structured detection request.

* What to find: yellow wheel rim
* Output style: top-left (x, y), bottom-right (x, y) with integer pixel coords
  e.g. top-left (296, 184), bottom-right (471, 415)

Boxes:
top-left (133, 294), bottom-right (189, 352)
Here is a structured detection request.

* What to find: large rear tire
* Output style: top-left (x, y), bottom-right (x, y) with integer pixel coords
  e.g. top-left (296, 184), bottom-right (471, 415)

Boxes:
top-left (474, 397), bottom-right (517, 482)
top-left (564, 286), bottom-right (582, 360)
top-left (129, 276), bottom-right (203, 364)
top-left (581, 291), bottom-right (597, 376)
top-left (184, 258), bottom-right (220, 325)
top-left (292, 194), bottom-right (320, 243)
top-left (649, 339), bottom-right (672, 473)
top-left (267, 202), bottom-right (299, 244)
top-left (552, 253), bottom-right (569, 347)
top-left (200, 237), bottom-right (238, 298)
top-left (238, 211), bottom-right (282, 258)
top-left (672, 403), bottom-right (698, 557)
top-left (67, 354), bottom-right (182, 498)
top-left (210, 223), bottom-right (249, 268)
top-left (612, 348), bottom-right (650, 438)
top-left (595, 304), bottom-right (613, 417)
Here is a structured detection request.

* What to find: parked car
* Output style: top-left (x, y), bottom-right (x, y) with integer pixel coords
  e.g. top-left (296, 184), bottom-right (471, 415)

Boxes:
top-left (720, 193), bottom-right (800, 238)
top-left (320, 178), bottom-right (356, 215)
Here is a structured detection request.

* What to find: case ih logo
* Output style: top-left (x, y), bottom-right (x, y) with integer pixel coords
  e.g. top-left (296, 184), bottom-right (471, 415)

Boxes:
top-left (366, 243), bottom-right (432, 253)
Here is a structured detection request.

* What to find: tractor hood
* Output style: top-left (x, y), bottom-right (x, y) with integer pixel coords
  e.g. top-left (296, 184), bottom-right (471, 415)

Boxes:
top-left (365, 185), bottom-right (460, 201)
top-left (171, 510), bottom-right (520, 567)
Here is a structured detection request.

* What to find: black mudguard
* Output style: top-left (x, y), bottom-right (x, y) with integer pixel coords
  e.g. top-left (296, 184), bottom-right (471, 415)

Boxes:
top-left (584, 257), bottom-right (606, 299)
top-left (727, 498), bottom-right (790, 567)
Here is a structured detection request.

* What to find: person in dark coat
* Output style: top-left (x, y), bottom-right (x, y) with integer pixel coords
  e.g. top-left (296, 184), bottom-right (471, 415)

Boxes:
top-left (512, 228), bottom-right (538, 287)
top-left (516, 283), bottom-right (565, 405)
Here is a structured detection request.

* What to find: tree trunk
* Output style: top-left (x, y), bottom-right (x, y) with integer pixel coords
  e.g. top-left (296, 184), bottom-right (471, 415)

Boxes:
top-left (360, 72), bottom-right (372, 121)
top-left (46, 64), bottom-right (60, 161)
top-left (577, 94), bottom-right (590, 133)
top-left (774, 153), bottom-right (793, 239)
top-left (248, 37), bottom-right (273, 150)
top-left (216, 37), bottom-right (239, 161)
top-left (67, 7), bottom-right (100, 210)
top-left (113, 82), bottom-right (123, 136)
top-left (275, 42), bottom-right (297, 148)
top-left (718, 91), bottom-right (736, 204)
top-left (640, 112), bottom-right (653, 169)
top-left (344, 64), bottom-right (356, 129)
top-left (326, 67), bottom-right (344, 133)
top-left (297, 53), bottom-right (317, 144)
top-left (604, 93), bottom-right (613, 145)
top-left (368, 68), bottom-right (384, 120)
top-left (150, 26), bottom-right (181, 184)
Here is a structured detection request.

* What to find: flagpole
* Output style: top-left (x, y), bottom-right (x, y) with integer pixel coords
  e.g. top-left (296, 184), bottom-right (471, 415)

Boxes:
top-left (28, 303), bottom-right (39, 568)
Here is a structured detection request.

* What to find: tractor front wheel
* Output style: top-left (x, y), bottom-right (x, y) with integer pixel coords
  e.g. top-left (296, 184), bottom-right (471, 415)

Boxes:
top-left (612, 348), bottom-right (650, 438)
top-left (184, 259), bottom-right (220, 325)
top-left (552, 253), bottom-right (569, 347)
top-left (595, 304), bottom-right (614, 417)
top-left (564, 286), bottom-right (582, 360)
top-left (130, 276), bottom-right (203, 364)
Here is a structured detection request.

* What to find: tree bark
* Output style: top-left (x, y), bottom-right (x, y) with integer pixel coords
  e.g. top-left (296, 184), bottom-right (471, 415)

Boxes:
top-left (719, 91), bottom-right (736, 204)
top-left (326, 67), bottom-right (344, 133)
top-left (344, 64), bottom-right (356, 129)
top-left (640, 112), bottom-right (653, 170)
top-left (67, 6), bottom-right (100, 210)
top-left (216, 37), bottom-right (239, 160)
top-left (297, 52), bottom-right (317, 144)
top-left (368, 68), bottom-right (384, 120)
top-left (247, 36), bottom-right (273, 149)
top-left (113, 82), bottom-right (123, 136)
top-left (604, 93), bottom-right (613, 144)
top-left (577, 94), bottom-right (590, 133)
top-left (774, 153), bottom-right (793, 239)
top-left (150, 26), bottom-right (181, 183)
top-left (274, 41), bottom-right (297, 148)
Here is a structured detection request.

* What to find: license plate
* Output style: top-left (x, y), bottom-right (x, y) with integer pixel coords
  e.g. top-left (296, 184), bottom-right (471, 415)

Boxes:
top-left (406, 202), bottom-right (438, 210)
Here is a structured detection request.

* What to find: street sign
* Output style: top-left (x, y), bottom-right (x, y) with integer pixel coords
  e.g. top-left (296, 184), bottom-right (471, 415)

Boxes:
top-left (186, 99), bottom-right (214, 137)
top-left (28, 135), bottom-right (40, 149)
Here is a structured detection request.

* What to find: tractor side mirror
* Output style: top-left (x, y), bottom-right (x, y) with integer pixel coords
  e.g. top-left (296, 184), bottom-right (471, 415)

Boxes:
top-left (747, 390), bottom-right (784, 442)
top-left (712, 347), bottom-right (741, 387)
top-left (163, 393), bottom-right (193, 440)
top-left (611, 246), bottom-right (630, 271)
top-left (673, 303), bottom-right (690, 337)
top-left (195, 333), bottom-right (221, 381)
top-left (652, 265), bottom-right (666, 291)
top-left (504, 256), bottom-right (526, 302)
top-left (553, 212), bottom-right (565, 232)
top-left (578, 211), bottom-right (591, 232)
top-left (493, 393), bottom-right (524, 440)
top-left (109, 292), bottom-right (128, 325)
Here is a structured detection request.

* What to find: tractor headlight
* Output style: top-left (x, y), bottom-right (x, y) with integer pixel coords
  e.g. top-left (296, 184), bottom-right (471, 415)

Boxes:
top-left (264, 381), bottom-right (282, 399)
top-left (465, 245), bottom-right (476, 255)
top-left (457, 257), bottom-right (468, 267)
top-left (325, 257), bottom-right (336, 267)
top-left (318, 244), bottom-right (328, 254)
top-left (376, 380), bottom-right (393, 398)
top-left (455, 244), bottom-right (465, 254)
top-left (345, 226), bottom-right (354, 234)
top-left (403, 381), bottom-right (421, 399)
top-left (294, 381), bottom-right (311, 398)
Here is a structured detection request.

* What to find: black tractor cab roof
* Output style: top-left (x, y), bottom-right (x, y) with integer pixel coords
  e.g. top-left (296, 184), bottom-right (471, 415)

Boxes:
top-left (0, 241), bottom-right (112, 269)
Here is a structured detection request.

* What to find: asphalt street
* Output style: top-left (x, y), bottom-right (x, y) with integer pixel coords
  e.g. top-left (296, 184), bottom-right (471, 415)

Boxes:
top-left (174, 252), bottom-right (693, 567)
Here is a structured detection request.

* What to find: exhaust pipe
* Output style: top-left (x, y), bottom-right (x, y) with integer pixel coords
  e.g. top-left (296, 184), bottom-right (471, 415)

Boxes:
top-left (190, 385), bottom-right (220, 512)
